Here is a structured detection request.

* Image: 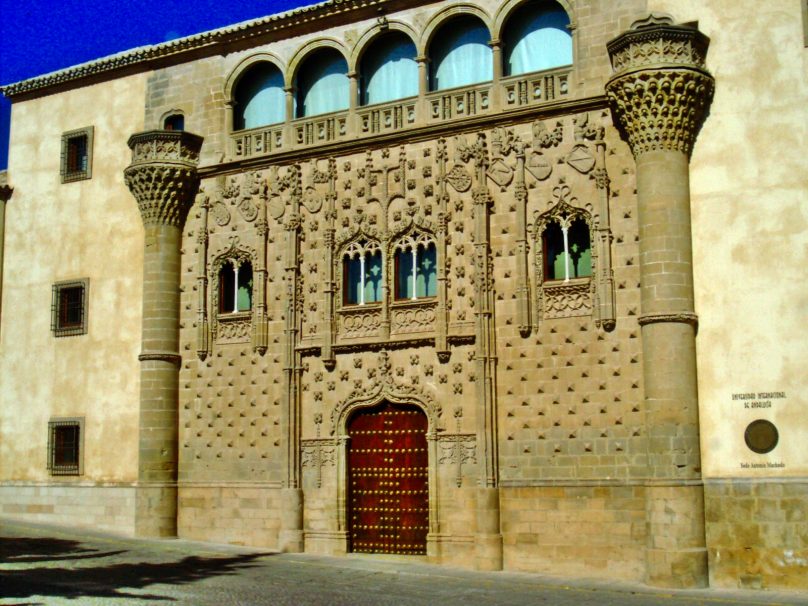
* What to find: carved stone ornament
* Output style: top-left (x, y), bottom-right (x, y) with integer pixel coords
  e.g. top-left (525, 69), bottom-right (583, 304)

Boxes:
top-left (566, 144), bottom-right (596, 174)
top-left (211, 200), bottom-right (231, 226)
top-left (445, 165), bottom-right (472, 192)
top-left (526, 152), bottom-right (552, 181)
top-left (605, 15), bottom-right (715, 158)
top-left (330, 350), bottom-right (441, 435)
top-left (124, 130), bottom-right (203, 227)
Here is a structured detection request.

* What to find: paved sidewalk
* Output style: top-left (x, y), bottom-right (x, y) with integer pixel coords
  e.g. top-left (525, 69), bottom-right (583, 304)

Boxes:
top-left (1, 519), bottom-right (806, 606)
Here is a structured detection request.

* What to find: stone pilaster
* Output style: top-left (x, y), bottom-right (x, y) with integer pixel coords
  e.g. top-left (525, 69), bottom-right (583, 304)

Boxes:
top-left (124, 130), bottom-right (203, 537)
top-left (0, 172), bottom-right (12, 337)
top-left (606, 14), bottom-right (714, 588)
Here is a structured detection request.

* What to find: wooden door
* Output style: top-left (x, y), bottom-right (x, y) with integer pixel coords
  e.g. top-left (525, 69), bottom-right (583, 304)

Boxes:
top-left (347, 402), bottom-right (428, 555)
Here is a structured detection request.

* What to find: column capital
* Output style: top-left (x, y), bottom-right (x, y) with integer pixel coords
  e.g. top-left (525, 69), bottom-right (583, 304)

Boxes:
top-left (605, 14), bottom-right (715, 158)
top-left (0, 171), bottom-right (13, 203)
top-left (124, 130), bottom-right (203, 228)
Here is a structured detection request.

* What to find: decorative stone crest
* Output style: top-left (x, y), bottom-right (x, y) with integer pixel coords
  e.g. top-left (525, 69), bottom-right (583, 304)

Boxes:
top-left (605, 15), bottom-right (715, 158)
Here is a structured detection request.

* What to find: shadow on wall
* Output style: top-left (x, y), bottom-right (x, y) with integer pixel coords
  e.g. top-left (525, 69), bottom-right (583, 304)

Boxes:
top-left (0, 535), bottom-right (266, 602)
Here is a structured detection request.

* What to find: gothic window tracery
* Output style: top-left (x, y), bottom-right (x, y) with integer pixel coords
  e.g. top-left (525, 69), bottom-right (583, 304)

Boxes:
top-left (218, 259), bottom-right (253, 313)
top-left (342, 240), bottom-right (383, 305)
top-left (393, 232), bottom-right (437, 300)
top-left (542, 215), bottom-right (591, 281)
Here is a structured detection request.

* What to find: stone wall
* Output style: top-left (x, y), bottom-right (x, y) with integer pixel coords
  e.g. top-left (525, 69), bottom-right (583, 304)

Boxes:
top-left (0, 485), bottom-right (136, 535)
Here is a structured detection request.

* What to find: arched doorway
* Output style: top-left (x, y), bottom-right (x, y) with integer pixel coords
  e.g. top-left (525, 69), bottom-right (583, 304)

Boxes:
top-left (347, 401), bottom-right (428, 555)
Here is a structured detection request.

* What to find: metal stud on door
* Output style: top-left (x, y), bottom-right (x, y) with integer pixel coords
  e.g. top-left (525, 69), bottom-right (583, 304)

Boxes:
top-left (347, 402), bottom-right (428, 554)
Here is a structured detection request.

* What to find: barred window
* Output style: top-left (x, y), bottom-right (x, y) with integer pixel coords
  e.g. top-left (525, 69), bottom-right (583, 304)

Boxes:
top-left (48, 418), bottom-right (84, 476)
top-left (60, 126), bottom-right (93, 183)
top-left (52, 279), bottom-right (89, 337)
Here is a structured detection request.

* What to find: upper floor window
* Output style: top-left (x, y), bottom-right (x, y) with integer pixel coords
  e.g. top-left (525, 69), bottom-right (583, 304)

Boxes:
top-left (234, 63), bottom-right (286, 130)
top-left (163, 114), bottom-right (185, 130)
top-left (503, 2), bottom-right (572, 76)
top-left (219, 260), bottom-right (253, 313)
top-left (296, 49), bottom-right (349, 118)
top-left (542, 217), bottom-right (591, 281)
top-left (343, 240), bottom-right (382, 305)
top-left (429, 15), bottom-right (492, 91)
top-left (360, 32), bottom-right (418, 105)
top-left (394, 236), bottom-right (437, 300)
top-left (52, 279), bottom-right (89, 337)
top-left (60, 126), bottom-right (93, 183)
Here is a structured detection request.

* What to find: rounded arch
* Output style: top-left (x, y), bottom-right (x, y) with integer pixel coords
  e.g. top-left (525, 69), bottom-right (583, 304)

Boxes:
top-left (290, 40), bottom-right (351, 118)
top-left (353, 26), bottom-right (419, 106)
top-left (350, 20), bottom-right (419, 69)
top-left (492, 0), bottom-right (574, 39)
top-left (496, 0), bottom-right (574, 76)
top-left (287, 37), bottom-right (350, 87)
top-left (158, 108), bottom-right (186, 131)
top-left (423, 8), bottom-right (494, 91)
top-left (224, 52), bottom-right (287, 99)
top-left (419, 3), bottom-right (493, 55)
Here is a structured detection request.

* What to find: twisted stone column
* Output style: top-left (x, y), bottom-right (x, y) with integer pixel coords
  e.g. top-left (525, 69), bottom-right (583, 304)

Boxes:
top-left (124, 130), bottom-right (203, 537)
top-left (0, 172), bottom-right (12, 336)
top-left (606, 14), bottom-right (714, 588)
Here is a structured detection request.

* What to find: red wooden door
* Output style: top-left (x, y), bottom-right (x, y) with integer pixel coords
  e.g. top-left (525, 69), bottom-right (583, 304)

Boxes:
top-left (347, 402), bottom-right (428, 555)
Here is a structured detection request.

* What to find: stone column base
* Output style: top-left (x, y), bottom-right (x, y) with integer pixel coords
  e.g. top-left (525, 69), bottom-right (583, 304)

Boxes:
top-left (279, 487), bottom-right (304, 552)
top-left (135, 483), bottom-right (177, 538)
top-left (475, 487), bottom-right (503, 571)
top-left (645, 484), bottom-right (708, 588)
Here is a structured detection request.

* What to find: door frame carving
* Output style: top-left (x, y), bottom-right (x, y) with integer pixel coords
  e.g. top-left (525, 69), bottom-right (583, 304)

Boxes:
top-left (332, 376), bottom-right (441, 553)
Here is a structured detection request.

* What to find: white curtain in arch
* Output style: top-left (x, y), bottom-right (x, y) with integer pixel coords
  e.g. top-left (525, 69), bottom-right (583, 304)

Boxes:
top-left (505, 5), bottom-right (572, 75)
top-left (297, 50), bottom-right (350, 117)
top-left (235, 64), bottom-right (285, 130)
top-left (430, 17), bottom-right (493, 91)
top-left (362, 34), bottom-right (418, 105)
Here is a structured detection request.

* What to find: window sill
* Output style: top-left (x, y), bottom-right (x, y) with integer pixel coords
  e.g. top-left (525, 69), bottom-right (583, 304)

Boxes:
top-left (218, 310), bottom-right (252, 321)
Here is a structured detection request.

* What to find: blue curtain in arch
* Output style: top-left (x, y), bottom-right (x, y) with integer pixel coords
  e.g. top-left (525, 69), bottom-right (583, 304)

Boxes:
top-left (430, 16), bottom-right (493, 91)
top-left (362, 34), bottom-right (418, 105)
top-left (297, 50), bottom-right (350, 117)
top-left (234, 64), bottom-right (285, 130)
top-left (504, 5), bottom-right (572, 76)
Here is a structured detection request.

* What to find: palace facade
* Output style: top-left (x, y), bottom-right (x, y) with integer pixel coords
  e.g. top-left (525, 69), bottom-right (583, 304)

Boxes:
top-left (1, 0), bottom-right (805, 592)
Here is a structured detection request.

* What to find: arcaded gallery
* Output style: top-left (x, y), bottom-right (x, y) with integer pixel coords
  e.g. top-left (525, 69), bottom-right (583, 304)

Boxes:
top-left (0, 0), bottom-right (805, 592)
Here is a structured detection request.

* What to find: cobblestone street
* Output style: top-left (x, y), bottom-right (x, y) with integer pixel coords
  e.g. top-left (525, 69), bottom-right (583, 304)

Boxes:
top-left (1, 520), bottom-right (806, 606)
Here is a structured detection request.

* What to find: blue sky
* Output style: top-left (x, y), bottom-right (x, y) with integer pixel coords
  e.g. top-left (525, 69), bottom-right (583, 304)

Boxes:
top-left (0, 0), bottom-right (308, 169)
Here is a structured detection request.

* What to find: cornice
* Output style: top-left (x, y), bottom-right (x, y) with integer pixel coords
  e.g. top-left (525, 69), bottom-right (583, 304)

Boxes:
top-left (0, 0), bottom-right (412, 101)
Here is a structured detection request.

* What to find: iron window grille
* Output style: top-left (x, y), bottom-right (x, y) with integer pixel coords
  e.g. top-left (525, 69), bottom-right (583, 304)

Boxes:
top-left (47, 418), bottom-right (84, 476)
top-left (60, 126), bottom-right (94, 183)
top-left (51, 279), bottom-right (89, 337)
